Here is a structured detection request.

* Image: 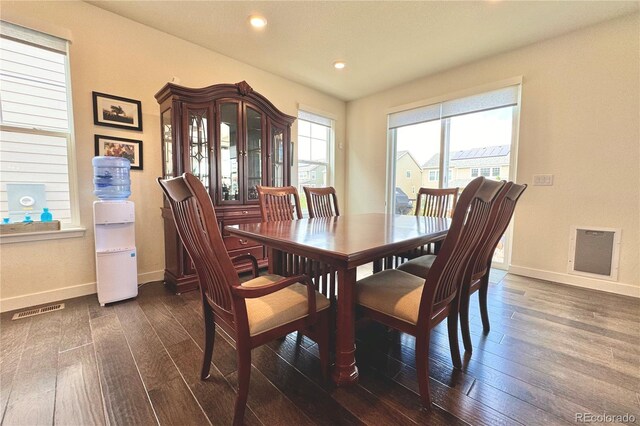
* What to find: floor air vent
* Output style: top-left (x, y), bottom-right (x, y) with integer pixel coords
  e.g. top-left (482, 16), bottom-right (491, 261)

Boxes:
top-left (12, 303), bottom-right (65, 320)
top-left (568, 226), bottom-right (620, 281)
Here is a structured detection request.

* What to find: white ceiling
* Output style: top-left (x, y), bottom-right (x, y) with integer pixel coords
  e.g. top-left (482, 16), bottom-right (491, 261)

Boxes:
top-left (88, 1), bottom-right (638, 101)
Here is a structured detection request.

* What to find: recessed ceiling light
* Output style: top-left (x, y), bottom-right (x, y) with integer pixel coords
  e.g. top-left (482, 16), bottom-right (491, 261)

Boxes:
top-left (333, 61), bottom-right (346, 70)
top-left (249, 15), bottom-right (267, 28)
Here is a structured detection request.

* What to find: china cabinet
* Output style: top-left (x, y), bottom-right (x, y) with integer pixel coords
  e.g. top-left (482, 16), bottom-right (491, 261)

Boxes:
top-left (155, 81), bottom-right (295, 293)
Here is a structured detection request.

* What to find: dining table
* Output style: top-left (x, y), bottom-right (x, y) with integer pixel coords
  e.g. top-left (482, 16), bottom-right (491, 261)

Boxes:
top-left (226, 213), bottom-right (450, 386)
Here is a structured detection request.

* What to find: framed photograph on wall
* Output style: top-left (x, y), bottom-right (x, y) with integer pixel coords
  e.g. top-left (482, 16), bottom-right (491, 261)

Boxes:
top-left (95, 134), bottom-right (143, 170)
top-left (92, 92), bottom-right (143, 131)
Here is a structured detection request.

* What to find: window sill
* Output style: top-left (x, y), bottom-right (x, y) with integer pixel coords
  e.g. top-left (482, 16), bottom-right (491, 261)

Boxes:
top-left (0, 227), bottom-right (86, 244)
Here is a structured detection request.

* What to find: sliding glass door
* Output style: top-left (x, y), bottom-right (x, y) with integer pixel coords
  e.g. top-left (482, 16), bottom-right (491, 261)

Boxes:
top-left (388, 83), bottom-right (521, 269)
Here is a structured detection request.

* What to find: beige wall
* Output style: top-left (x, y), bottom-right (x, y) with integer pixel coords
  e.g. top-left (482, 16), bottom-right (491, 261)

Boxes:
top-left (346, 15), bottom-right (639, 292)
top-left (0, 1), bottom-right (346, 309)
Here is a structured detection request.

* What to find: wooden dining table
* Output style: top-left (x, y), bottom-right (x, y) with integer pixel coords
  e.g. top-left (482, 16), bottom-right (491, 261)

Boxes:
top-left (226, 213), bottom-right (450, 386)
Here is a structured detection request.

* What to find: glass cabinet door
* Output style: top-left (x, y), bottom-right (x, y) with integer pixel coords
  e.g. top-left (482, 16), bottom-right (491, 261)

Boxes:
top-left (219, 102), bottom-right (241, 202)
top-left (245, 106), bottom-right (263, 201)
top-left (270, 123), bottom-right (285, 187)
top-left (161, 108), bottom-right (173, 179)
top-left (187, 108), bottom-right (210, 190)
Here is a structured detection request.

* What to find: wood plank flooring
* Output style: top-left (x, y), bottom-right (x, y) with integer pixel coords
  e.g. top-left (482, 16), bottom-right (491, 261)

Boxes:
top-left (1, 269), bottom-right (638, 425)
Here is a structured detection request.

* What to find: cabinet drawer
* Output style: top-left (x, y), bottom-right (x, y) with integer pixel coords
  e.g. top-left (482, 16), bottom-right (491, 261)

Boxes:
top-left (228, 246), bottom-right (264, 261)
top-left (222, 209), bottom-right (260, 219)
top-left (224, 236), bottom-right (259, 251)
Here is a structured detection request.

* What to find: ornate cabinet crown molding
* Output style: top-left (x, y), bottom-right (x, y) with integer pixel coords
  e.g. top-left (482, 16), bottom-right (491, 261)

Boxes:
top-left (235, 80), bottom-right (253, 96)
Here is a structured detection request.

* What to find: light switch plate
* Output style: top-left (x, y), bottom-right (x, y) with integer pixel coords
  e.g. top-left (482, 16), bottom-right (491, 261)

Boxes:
top-left (533, 174), bottom-right (554, 186)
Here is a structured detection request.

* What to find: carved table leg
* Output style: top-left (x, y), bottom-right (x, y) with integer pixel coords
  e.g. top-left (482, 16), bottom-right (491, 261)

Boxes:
top-left (332, 267), bottom-right (359, 386)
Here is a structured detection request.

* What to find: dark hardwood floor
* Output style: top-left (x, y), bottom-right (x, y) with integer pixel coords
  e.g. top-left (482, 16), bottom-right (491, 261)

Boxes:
top-left (1, 268), bottom-right (639, 425)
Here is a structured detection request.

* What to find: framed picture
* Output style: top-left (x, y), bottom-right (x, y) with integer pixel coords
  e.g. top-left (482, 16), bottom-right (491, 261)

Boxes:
top-left (95, 135), bottom-right (143, 170)
top-left (92, 92), bottom-right (143, 131)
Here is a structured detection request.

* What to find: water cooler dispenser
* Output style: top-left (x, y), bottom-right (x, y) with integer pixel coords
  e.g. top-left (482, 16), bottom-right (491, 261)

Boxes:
top-left (92, 156), bottom-right (137, 306)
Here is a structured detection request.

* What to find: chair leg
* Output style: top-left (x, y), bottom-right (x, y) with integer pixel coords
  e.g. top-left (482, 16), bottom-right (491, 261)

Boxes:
top-left (233, 345), bottom-right (251, 426)
top-left (459, 289), bottom-right (473, 354)
top-left (479, 274), bottom-right (491, 334)
top-left (415, 332), bottom-right (432, 408)
top-left (200, 304), bottom-right (216, 380)
top-left (447, 306), bottom-right (462, 369)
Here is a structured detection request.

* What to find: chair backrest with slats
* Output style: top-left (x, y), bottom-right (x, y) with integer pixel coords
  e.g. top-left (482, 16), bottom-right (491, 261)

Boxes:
top-left (414, 187), bottom-right (459, 218)
top-left (304, 186), bottom-right (340, 218)
top-left (470, 182), bottom-right (527, 279)
top-left (257, 186), bottom-right (303, 222)
top-left (418, 177), bottom-right (505, 323)
top-left (158, 174), bottom-right (238, 314)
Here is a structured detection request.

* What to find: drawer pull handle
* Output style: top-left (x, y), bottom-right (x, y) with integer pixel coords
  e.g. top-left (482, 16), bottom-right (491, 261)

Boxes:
top-left (242, 210), bottom-right (249, 215)
top-left (239, 239), bottom-right (249, 245)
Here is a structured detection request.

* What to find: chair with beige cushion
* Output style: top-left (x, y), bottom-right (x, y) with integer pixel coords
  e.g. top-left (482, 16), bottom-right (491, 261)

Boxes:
top-left (393, 187), bottom-right (460, 267)
top-left (356, 176), bottom-right (505, 408)
top-left (398, 181), bottom-right (527, 353)
top-left (158, 173), bottom-right (330, 426)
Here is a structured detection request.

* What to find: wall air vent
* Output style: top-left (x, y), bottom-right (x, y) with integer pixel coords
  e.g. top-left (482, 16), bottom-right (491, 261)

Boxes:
top-left (568, 226), bottom-right (620, 281)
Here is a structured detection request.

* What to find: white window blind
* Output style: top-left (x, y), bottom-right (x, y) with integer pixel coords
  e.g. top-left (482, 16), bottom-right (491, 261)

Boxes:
top-left (0, 21), bottom-right (75, 225)
top-left (389, 85), bottom-right (519, 129)
top-left (298, 110), bottom-right (332, 127)
top-left (0, 21), bottom-right (67, 53)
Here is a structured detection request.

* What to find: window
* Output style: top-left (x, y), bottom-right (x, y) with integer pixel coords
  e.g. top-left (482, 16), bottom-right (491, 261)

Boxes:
top-left (406, 170), bottom-right (411, 178)
top-left (297, 110), bottom-right (334, 216)
top-left (0, 22), bottom-right (78, 228)
top-left (389, 82), bottom-right (521, 267)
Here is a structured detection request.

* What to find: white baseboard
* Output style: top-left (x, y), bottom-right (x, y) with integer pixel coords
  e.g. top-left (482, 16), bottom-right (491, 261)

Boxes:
top-left (509, 265), bottom-right (640, 298)
top-left (0, 269), bottom-right (165, 313)
top-left (138, 270), bottom-right (164, 285)
top-left (0, 282), bottom-right (97, 313)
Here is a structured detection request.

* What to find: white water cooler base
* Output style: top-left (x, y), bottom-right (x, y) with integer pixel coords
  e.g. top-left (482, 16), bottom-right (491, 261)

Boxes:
top-left (96, 248), bottom-right (138, 306)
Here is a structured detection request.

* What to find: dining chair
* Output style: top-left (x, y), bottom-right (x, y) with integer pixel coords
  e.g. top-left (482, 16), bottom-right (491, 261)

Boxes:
top-left (257, 185), bottom-right (303, 222)
top-left (393, 187), bottom-right (460, 267)
top-left (303, 186), bottom-right (340, 218)
top-left (355, 176), bottom-right (505, 408)
top-left (414, 187), bottom-right (459, 218)
top-left (458, 181), bottom-right (527, 351)
top-left (398, 181), bottom-right (527, 352)
top-left (158, 174), bottom-right (330, 425)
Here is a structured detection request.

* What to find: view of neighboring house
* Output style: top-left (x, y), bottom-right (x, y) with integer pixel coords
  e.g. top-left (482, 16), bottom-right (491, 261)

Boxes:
top-left (297, 162), bottom-right (327, 213)
top-left (298, 163), bottom-right (326, 189)
top-left (395, 150), bottom-right (422, 200)
top-left (421, 145), bottom-right (510, 189)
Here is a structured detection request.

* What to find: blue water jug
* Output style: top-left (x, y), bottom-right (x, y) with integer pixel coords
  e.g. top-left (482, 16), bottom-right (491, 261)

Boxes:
top-left (92, 156), bottom-right (131, 200)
